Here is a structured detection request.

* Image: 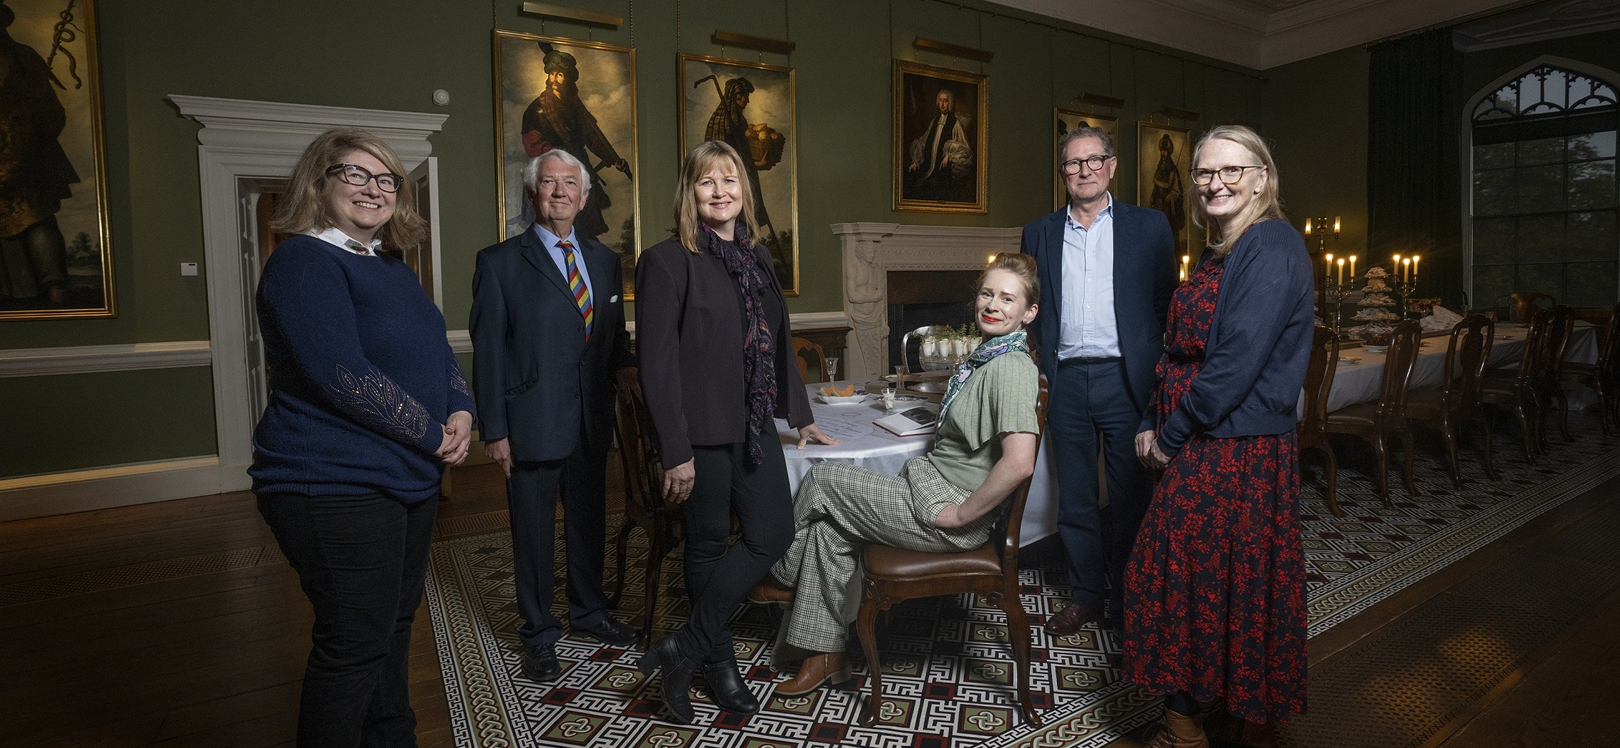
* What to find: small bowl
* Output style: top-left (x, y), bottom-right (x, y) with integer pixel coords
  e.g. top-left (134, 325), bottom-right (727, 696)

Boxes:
top-left (817, 393), bottom-right (867, 405)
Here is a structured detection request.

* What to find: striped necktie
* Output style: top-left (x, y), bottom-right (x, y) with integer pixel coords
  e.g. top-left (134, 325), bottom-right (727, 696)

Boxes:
top-left (560, 240), bottom-right (594, 342)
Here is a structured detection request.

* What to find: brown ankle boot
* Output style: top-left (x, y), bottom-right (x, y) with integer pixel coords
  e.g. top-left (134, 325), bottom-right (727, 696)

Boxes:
top-left (1144, 707), bottom-right (1209, 748)
top-left (773, 651), bottom-right (851, 696)
top-left (747, 575), bottom-right (794, 605)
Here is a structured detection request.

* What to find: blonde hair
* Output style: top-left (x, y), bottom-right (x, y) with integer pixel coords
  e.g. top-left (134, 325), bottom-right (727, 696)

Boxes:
top-left (271, 128), bottom-right (427, 252)
top-left (979, 253), bottom-right (1041, 308)
top-left (1189, 125), bottom-right (1285, 256)
top-left (672, 141), bottom-right (763, 254)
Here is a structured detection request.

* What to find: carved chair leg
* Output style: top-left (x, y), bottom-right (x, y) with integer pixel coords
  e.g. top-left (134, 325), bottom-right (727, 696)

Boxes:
top-left (856, 591), bottom-right (886, 727)
top-left (1400, 427), bottom-right (1417, 496)
top-left (1441, 414), bottom-right (1462, 488)
top-left (999, 588), bottom-right (1042, 727)
top-left (611, 516), bottom-right (633, 609)
top-left (641, 522), bottom-right (665, 649)
top-left (1372, 432), bottom-right (1391, 508)
top-left (1321, 442), bottom-right (1340, 517)
top-left (1477, 413), bottom-right (1499, 481)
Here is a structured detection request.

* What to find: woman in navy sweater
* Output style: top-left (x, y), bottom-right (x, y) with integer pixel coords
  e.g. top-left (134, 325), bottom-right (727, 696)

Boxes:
top-left (251, 128), bottom-right (475, 748)
top-left (1127, 125), bottom-right (1314, 747)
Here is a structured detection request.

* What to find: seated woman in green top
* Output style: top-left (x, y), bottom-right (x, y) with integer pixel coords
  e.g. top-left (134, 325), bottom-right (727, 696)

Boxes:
top-left (750, 252), bottom-right (1043, 697)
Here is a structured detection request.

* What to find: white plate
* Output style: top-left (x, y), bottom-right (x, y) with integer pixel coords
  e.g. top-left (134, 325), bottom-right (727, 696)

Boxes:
top-left (1337, 357), bottom-right (1361, 365)
top-left (817, 394), bottom-right (868, 405)
top-left (1363, 345), bottom-right (1388, 353)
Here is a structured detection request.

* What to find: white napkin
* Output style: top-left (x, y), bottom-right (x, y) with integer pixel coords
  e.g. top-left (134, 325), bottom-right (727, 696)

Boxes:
top-left (1421, 305), bottom-right (1463, 332)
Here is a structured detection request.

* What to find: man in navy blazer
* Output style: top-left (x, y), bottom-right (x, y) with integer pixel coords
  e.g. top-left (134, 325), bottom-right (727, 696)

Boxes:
top-left (1021, 126), bottom-right (1177, 636)
top-left (470, 149), bottom-right (639, 682)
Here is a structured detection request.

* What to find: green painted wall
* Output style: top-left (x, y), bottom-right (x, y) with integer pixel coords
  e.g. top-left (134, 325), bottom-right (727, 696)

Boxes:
top-left (1264, 46), bottom-right (1370, 266)
top-left (0, 367), bottom-right (218, 477)
top-left (2, 0), bottom-right (1266, 479)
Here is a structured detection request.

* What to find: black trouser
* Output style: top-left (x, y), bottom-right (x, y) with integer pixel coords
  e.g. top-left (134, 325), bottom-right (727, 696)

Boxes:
top-left (507, 439), bottom-right (612, 648)
top-left (257, 490), bottom-right (438, 748)
top-left (1050, 358), bottom-right (1152, 619)
top-left (674, 433), bottom-right (795, 661)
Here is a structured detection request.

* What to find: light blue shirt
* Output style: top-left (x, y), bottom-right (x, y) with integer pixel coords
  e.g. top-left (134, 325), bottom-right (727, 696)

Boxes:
top-left (1058, 193), bottom-right (1120, 359)
top-left (533, 223), bottom-right (594, 301)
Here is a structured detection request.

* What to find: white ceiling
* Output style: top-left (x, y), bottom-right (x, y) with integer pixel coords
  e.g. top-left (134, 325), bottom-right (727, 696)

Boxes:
top-left (989, 0), bottom-right (1530, 69)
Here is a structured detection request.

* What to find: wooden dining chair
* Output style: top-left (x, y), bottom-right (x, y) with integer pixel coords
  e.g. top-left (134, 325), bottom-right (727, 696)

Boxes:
top-left (609, 382), bottom-right (682, 648)
top-left (1562, 301), bottom-right (1620, 434)
top-left (794, 336), bottom-right (829, 383)
top-left (1481, 309), bottom-right (1550, 464)
top-left (855, 379), bottom-right (1049, 729)
top-left (1533, 306), bottom-right (1575, 442)
top-left (1298, 326), bottom-right (1341, 515)
top-left (1324, 321), bottom-right (1422, 506)
top-left (1405, 314), bottom-right (1498, 486)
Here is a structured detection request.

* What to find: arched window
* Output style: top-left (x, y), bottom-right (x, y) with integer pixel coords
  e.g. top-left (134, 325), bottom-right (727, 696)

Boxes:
top-left (1470, 63), bottom-right (1618, 307)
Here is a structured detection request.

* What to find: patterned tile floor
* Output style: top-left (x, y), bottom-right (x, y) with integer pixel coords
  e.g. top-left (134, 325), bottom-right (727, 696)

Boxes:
top-left (425, 415), bottom-right (1620, 748)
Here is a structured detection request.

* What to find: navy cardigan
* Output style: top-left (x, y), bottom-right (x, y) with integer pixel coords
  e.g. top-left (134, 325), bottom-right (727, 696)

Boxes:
top-left (1144, 219), bottom-right (1315, 457)
top-left (250, 235), bottom-right (476, 502)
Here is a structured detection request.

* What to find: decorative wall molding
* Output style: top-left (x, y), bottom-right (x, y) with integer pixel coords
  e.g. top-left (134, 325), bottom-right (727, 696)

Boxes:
top-left (991, 0), bottom-right (1524, 69)
top-left (168, 95), bottom-right (448, 163)
top-left (832, 222), bottom-right (1022, 380)
top-left (0, 341), bottom-right (211, 378)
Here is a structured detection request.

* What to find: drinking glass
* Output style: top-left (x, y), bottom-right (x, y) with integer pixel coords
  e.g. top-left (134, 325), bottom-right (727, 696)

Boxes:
top-left (825, 357), bottom-right (840, 382)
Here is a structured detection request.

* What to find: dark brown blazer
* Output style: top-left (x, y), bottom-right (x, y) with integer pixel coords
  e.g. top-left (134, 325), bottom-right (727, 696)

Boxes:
top-left (635, 234), bottom-right (813, 466)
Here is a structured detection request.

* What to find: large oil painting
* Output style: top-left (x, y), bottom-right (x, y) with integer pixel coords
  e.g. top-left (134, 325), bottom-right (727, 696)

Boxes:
top-left (1, 0), bottom-right (113, 320)
top-left (1137, 121), bottom-right (1191, 258)
top-left (893, 60), bottom-right (987, 214)
top-left (678, 54), bottom-right (798, 294)
top-left (494, 30), bottom-right (639, 297)
top-left (1054, 108), bottom-right (1118, 211)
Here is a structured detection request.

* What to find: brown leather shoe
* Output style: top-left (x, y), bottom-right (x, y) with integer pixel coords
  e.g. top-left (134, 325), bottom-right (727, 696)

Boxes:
top-left (747, 575), bottom-right (795, 605)
top-left (773, 651), bottom-right (851, 696)
top-left (1144, 707), bottom-right (1209, 748)
top-left (1044, 603), bottom-right (1100, 637)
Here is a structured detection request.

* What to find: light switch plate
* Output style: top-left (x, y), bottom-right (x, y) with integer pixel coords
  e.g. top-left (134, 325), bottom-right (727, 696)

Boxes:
top-left (181, 262), bottom-right (198, 276)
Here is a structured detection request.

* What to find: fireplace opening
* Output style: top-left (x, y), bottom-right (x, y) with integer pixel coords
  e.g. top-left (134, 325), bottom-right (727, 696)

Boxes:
top-left (887, 270), bottom-right (979, 372)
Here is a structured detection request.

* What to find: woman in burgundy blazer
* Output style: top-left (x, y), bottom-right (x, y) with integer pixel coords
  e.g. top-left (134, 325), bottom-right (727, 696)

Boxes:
top-left (634, 141), bottom-right (836, 724)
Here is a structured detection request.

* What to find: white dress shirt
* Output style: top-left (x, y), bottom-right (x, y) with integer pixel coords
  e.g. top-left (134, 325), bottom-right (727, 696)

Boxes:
top-left (1058, 193), bottom-right (1120, 360)
top-left (533, 223), bottom-right (594, 300)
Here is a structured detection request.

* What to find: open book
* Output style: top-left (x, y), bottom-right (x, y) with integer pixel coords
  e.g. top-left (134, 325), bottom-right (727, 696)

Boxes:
top-left (875, 405), bottom-right (939, 437)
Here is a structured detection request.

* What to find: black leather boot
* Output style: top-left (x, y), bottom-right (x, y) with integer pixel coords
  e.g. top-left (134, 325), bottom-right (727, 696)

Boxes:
top-left (703, 658), bottom-right (761, 714)
top-left (637, 636), bottom-right (699, 724)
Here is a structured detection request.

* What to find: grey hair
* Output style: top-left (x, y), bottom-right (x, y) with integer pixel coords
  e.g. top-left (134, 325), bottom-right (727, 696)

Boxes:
top-left (1058, 125), bottom-right (1115, 158)
top-left (937, 88), bottom-right (955, 106)
top-left (523, 149), bottom-right (592, 197)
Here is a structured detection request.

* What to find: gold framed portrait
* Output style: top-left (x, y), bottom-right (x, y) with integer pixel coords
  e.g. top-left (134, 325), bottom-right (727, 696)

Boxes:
top-left (678, 54), bottom-right (799, 295)
top-left (893, 60), bottom-right (988, 214)
top-left (2, 0), bottom-right (114, 320)
top-left (492, 30), bottom-right (639, 298)
top-left (1137, 121), bottom-right (1191, 259)
top-left (1053, 108), bottom-right (1119, 211)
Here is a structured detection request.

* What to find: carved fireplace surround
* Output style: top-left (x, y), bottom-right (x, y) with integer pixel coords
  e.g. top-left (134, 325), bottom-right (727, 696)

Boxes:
top-left (832, 223), bottom-right (1023, 380)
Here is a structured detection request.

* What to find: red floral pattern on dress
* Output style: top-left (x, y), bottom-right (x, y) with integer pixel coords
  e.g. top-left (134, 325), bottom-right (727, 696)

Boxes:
top-left (1123, 252), bottom-right (1308, 724)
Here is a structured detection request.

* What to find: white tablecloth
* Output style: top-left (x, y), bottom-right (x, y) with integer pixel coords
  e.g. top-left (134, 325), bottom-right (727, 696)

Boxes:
top-left (775, 383), bottom-right (1060, 547)
top-left (1309, 322), bottom-right (1599, 414)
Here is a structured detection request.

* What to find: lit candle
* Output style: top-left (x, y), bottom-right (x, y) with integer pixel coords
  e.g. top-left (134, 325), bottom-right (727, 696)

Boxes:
top-left (1179, 268), bottom-right (1187, 282)
top-left (1349, 255), bottom-right (1357, 279)
top-left (1304, 218), bottom-right (1314, 235)
top-left (1337, 258), bottom-right (1345, 285)
top-left (1333, 216), bottom-right (1341, 235)
top-left (1181, 254), bottom-right (1190, 281)
top-left (1412, 255), bottom-right (1420, 281)
top-left (1402, 258), bottom-right (1411, 282)
top-left (1324, 253), bottom-right (1333, 283)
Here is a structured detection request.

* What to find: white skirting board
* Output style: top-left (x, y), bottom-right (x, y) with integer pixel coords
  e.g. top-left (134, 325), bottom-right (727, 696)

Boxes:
top-left (0, 456), bottom-right (251, 523)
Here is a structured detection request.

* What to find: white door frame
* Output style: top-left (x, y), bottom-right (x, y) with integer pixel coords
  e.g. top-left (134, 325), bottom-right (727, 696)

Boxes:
top-left (170, 95), bottom-right (447, 489)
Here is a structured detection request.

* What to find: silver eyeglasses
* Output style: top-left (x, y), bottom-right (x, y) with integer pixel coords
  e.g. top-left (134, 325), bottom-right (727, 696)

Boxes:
top-left (328, 163), bottom-right (403, 193)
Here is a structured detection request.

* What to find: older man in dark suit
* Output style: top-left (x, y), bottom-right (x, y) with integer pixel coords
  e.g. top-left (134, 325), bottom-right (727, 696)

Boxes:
top-left (1022, 126), bottom-right (1177, 637)
top-left (470, 149), bottom-right (638, 682)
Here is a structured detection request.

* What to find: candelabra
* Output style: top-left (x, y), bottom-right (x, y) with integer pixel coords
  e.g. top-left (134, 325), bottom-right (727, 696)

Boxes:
top-left (1389, 254), bottom-right (1422, 319)
top-left (1325, 276), bottom-right (1359, 337)
top-left (1306, 216), bottom-right (1341, 321)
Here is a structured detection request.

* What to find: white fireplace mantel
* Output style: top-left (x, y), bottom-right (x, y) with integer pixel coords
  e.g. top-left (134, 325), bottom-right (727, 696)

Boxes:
top-left (832, 222), bottom-right (1023, 379)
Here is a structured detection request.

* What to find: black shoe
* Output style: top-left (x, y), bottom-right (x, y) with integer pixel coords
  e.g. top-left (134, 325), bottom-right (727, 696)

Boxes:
top-left (703, 659), bottom-right (761, 714)
top-left (520, 643), bottom-right (561, 683)
top-left (636, 636), bottom-right (698, 723)
top-left (576, 615), bottom-right (639, 647)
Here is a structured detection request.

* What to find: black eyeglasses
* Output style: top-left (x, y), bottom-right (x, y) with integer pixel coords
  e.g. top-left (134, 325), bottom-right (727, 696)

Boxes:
top-left (1060, 154), bottom-right (1114, 175)
top-left (328, 163), bottom-right (403, 193)
top-left (1191, 165), bottom-right (1264, 186)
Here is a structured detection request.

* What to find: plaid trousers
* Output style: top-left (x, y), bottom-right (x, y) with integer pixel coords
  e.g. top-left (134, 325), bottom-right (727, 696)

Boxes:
top-left (771, 456), bottom-right (996, 651)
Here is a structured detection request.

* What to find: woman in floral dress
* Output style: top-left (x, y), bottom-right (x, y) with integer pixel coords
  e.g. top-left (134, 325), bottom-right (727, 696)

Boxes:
top-left (1128, 125), bottom-right (1316, 748)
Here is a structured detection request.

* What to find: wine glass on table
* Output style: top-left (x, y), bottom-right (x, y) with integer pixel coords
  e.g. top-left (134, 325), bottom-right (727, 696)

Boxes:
top-left (825, 356), bottom-right (840, 383)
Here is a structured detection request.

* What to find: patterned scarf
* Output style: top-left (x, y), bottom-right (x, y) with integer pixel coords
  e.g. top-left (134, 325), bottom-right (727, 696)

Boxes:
top-left (703, 225), bottom-right (778, 465)
top-left (938, 330), bottom-right (1029, 422)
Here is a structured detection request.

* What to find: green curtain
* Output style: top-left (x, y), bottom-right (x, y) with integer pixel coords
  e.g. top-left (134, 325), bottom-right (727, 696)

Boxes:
top-left (1367, 29), bottom-right (1465, 304)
